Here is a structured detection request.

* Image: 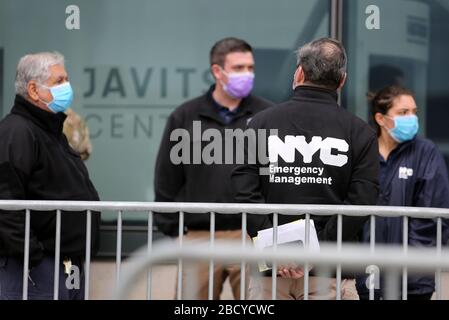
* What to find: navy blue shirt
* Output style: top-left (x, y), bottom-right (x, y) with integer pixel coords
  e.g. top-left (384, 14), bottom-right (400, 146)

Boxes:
top-left (378, 155), bottom-right (387, 191)
top-left (211, 98), bottom-right (239, 125)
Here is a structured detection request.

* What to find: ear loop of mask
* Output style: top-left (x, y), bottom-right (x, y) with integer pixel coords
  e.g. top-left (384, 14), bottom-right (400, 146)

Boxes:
top-left (383, 114), bottom-right (396, 128)
top-left (218, 66), bottom-right (229, 89)
top-left (36, 83), bottom-right (53, 106)
top-left (382, 114), bottom-right (399, 141)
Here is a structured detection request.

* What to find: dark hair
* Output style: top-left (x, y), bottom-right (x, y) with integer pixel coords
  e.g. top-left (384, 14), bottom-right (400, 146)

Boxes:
top-left (296, 38), bottom-right (347, 90)
top-left (369, 85), bottom-right (414, 136)
top-left (210, 37), bottom-right (252, 67)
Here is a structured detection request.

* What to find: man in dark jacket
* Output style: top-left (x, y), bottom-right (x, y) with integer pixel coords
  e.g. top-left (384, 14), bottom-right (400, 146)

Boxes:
top-left (231, 38), bottom-right (379, 300)
top-left (154, 37), bottom-right (273, 299)
top-left (0, 52), bottom-right (100, 300)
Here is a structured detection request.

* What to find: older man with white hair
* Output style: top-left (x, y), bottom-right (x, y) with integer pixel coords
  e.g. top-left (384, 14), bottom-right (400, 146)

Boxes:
top-left (0, 52), bottom-right (100, 300)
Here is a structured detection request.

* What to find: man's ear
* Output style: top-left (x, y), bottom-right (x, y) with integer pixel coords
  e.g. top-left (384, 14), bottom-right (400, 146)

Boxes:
top-left (27, 81), bottom-right (40, 102)
top-left (294, 66), bottom-right (305, 86)
top-left (210, 64), bottom-right (222, 82)
top-left (337, 72), bottom-right (347, 90)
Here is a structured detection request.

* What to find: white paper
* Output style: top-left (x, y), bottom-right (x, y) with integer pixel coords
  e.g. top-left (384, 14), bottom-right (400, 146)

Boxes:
top-left (252, 219), bottom-right (320, 272)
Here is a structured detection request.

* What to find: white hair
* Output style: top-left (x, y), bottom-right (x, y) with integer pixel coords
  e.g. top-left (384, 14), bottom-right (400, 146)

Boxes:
top-left (14, 51), bottom-right (65, 98)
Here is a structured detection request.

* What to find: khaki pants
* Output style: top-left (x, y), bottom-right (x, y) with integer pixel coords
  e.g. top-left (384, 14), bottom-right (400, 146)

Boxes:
top-left (248, 275), bottom-right (359, 300)
top-left (176, 230), bottom-right (249, 300)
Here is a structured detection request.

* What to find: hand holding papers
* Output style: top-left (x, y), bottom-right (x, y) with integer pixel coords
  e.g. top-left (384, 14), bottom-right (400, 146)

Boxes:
top-left (252, 219), bottom-right (320, 274)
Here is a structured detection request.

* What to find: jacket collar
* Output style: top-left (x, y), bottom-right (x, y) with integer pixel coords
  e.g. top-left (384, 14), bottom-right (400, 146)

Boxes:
top-left (198, 85), bottom-right (258, 125)
top-left (381, 138), bottom-right (416, 163)
top-left (11, 94), bottom-right (67, 135)
top-left (292, 85), bottom-right (338, 104)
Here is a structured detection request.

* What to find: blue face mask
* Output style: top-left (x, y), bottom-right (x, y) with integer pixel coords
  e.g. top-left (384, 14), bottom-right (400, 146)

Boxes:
top-left (386, 114), bottom-right (419, 143)
top-left (40, 82), bottom-right (74, 113)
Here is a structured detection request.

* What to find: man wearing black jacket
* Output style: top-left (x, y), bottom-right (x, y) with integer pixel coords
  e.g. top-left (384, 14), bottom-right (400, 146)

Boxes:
top-left (0, 52), bottom-right (100, 300)
top-left (232, 38), bottom-right (379, 300)
top-left (154, 37), bottom-right (273, 299)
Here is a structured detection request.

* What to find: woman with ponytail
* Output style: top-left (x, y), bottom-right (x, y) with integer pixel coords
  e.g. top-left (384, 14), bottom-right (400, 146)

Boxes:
top-left (356, 86), bottom-right (449, 300)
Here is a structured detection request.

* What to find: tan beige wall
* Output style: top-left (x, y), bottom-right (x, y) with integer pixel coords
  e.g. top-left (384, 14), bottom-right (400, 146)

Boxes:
top-left (89, 261), bottom-right (234, 300)
top-left (89, 261), bottom-right (449, 300)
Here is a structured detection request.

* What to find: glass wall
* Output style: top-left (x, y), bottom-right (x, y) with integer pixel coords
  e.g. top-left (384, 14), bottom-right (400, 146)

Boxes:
top-left (342, 0), bottom-right (449, 166)
top-left (0, 0), bottom-right (330, 223)
top-left (2, 0), bottom-right (447, 253)
top-left (0, 1), bottom-right (329, 254)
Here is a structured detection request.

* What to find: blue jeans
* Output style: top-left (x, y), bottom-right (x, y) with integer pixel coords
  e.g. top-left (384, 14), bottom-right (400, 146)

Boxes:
top-left (0, 255), bottom-right (84, 300)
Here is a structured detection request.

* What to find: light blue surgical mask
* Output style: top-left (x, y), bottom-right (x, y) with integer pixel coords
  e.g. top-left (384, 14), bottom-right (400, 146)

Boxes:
top-left (385, 114), bottom-right (419, 143)
top-left (39, 82), bottom-right (74, 113)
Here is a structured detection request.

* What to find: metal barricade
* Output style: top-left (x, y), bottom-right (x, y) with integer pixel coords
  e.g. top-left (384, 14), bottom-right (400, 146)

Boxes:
top-left (115, 240), bottom-right (449, 300)
top-left (0, 200), bottom-right (448, 300)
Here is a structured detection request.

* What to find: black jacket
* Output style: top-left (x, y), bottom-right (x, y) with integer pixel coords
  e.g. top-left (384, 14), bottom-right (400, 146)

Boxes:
top-left (154, 86), bottom-right (274, 236)
top-left (0, 95), bottom-right (100, 267)
top-left (232, 86), bottom-right (379, 244)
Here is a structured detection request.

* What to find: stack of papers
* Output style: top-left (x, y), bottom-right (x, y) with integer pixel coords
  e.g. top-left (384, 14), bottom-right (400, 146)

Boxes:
top-left (252, 219), bottom-right (320, 272)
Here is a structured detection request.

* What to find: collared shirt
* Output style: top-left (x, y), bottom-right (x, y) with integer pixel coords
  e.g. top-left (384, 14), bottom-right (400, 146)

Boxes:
top-left (211, 98), bottom-right (240, 125)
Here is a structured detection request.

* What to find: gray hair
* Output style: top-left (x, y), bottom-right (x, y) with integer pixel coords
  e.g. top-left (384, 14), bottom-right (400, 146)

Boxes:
top-left (296, 38), bottom-right (347, 90)
top-left (15, 51), bottom-right (65, 98)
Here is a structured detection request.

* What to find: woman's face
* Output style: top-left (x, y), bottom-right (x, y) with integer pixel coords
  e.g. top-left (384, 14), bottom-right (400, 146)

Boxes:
top-left (376, 94), bottom-right (418, 133)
